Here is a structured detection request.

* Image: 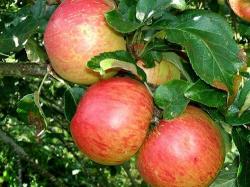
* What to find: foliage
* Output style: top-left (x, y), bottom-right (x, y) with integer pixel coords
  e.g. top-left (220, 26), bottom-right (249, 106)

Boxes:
top-left (0, 0), bottom-right (249, 186)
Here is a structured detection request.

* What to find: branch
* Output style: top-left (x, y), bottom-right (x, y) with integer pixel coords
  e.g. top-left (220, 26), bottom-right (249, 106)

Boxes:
top-left (0, 62), bottom-right (47, 77)
top-left (0, 129), bottom-right (67, 187)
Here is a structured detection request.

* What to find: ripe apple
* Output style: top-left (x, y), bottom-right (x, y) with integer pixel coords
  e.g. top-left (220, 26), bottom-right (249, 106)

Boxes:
top-left (137, 60), bottom-right (180, 85)
top-left (70, 77), bottom-right (153, 165)
top-left (44, 0), bottom-right (126, 84)
top-left (229, 0), bottom-right (250, 22)
top-left (137, 106), bottom-right (225, 187)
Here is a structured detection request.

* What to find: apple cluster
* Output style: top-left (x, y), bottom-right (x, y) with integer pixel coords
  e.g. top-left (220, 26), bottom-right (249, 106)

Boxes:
top-left (44, 0), bottom-right (226, 186)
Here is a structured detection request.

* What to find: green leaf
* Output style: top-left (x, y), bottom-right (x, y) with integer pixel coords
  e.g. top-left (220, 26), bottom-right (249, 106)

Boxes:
top-left (232, 127), bottom-right (250, 187)
top-left (140, 50), bottom-right (158, 68)
top-left (226, 79), bottom-right (250, 125)
top-left (105, 0), bottom-right (141, 33)
top-left (64, 87), bottom-right (85, 122)
top-left (117, 0), bottom-right (138, 22)
top-left (30, 0), bottom-right (57, 32)
top-left (203, 107), bottom-right (225, 123)
top-left (246, 49), bottom-right (250, 67)
top-left (161, 52), bottom-right (192, 82)
top-left (17, 94), bottom-right (40, 123)
top-left (31, 0), bottom-right (50, 19)
top-left (210, 159), bottom-right (238, 187)
top-left (238, 22), bottom-right (250, 38)
top-left (184, 79), bottom-right (227, 107)
top-left (87, 50), bottom-right (146, 81)
top-left (226, 108), bottom-right (250, 126)
top-left (0, 0), bottom-right (56, 54)
top-left (154, 80), bottom-right (190, 119)
top-left (136, 0), bottom-right (171, 22)
top-left (105, 10), bottom-right (142, 33)
top-left (16, 94), bottom-right (46, 137)
top-left (163, 11), bottom-right (244, 93)
top-left (25, 38), bottom-right (48, 63)
top-left (0, 17), bottom-right (39, 53)
top-left (135, 0), bottom-right (186, 23)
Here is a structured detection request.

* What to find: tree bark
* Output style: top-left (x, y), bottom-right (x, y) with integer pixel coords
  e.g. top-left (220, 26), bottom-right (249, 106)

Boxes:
top-left (0, 63), bottom-right (47, 77)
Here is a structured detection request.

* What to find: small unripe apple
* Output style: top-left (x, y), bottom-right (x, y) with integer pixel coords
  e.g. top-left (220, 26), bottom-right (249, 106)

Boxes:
top-left (44, 0), bottom-right (126, 84)
top-left (138, 60), bottom-right (180, 85)
top-left (137, 106), bottom-right (225, 187)
top-left (70, 77), bottom-right (153, 165)
top-left (229, 0), bottom-right (250, 22)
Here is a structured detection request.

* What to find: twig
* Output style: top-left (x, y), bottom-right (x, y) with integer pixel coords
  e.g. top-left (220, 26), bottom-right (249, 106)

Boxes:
top-left (0, 129), bottom-right (67, 187)
top-left (144, 82), bottom-right (153, 97)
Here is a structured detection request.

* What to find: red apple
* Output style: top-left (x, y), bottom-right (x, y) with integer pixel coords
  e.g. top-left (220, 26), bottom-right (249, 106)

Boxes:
top-left (229, 0), bottom-right (250, 22)
top-left (137, 106), bottom-right (225, 187)
top-left (137, 60), bottom-right (180, 85)
top-left (44, 0), bottom-right (126, 84)
top-left (70, 77), bottom-right (153, 165)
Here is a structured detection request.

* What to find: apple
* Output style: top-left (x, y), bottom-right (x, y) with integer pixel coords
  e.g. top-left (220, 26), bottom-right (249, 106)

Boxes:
top-left (133, 44), bottom-right (180, 85)
top-left (44, 0), bottom-right (126, 84)
top-left (229, 0), bottom-right (250, 22)
top-left (137, 106), bottom-right (225, 187)
top-left (70, 77), bottom-right (153, 165)
top-left (137, 60), bottom-right (180, 85)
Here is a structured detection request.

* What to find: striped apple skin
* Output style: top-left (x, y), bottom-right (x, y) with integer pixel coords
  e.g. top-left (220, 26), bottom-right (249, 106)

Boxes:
top-left (70, 77), bottom-right (153, 165)
top-left (137, 106), bottom-right (225, 187)
top-left (44, 0), bottom-right (126, 84)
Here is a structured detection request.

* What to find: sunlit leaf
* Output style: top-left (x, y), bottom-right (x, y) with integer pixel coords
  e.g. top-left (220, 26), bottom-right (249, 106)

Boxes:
top-left (136, 0), bottom-right (185, 22)
top-left (0, 17), bottom-right (39, 53)
top-left (162, 11), bottom-right (244, 93)
top-left (87, 50), bottom-right (146, 81)
top-left (25, 38), bottom-right (48, 63)
top-left (185, 79), bottom-right (227, 107)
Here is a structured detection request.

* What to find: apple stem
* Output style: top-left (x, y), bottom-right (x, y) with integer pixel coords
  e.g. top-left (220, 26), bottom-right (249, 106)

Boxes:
top-left (144, 82), bottom-right (154, 97)
top-left (49, 66), bottom-right (71, 90)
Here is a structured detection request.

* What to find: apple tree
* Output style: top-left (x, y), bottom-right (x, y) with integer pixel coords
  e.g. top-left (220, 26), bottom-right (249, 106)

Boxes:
top-left (0, 0), bottom-right (250, 186)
